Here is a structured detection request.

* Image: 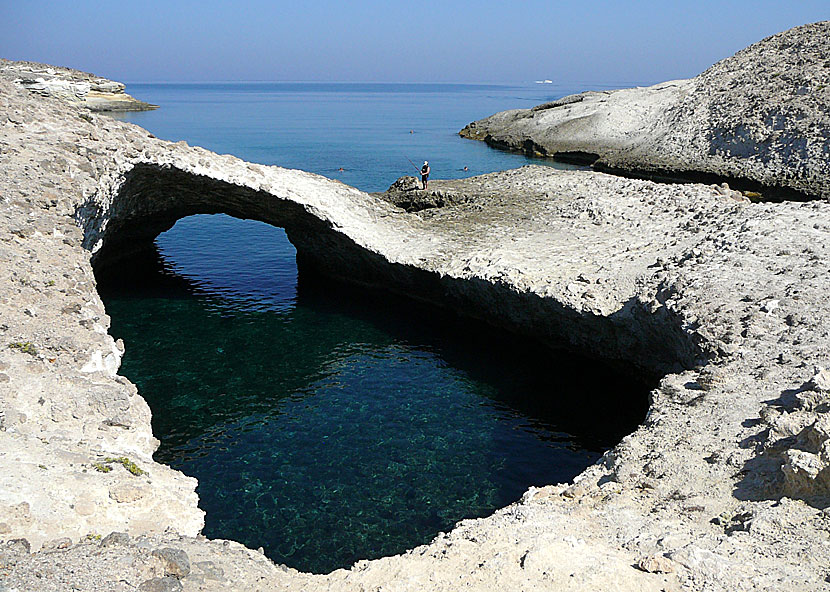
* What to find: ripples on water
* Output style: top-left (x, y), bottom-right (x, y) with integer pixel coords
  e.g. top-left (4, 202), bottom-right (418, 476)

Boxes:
top-left (102, 83), bottom-right (648, 573)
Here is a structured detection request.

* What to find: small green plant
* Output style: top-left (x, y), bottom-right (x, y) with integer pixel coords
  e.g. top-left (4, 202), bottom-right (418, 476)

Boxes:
top-left (92, 462), bottom-right (112, 473)
top-left (8, 342), bottom-right (37, 356)
top-left (104, 456), bottom-right (147, 476)
top-left (45, 280), bottom-right (55, 287)
top-left (91, 456), bottom-right (146, 476)
top-left (83, 533), bottom-right (102, 541)
top-left (38, 464), bottom-right (47, 470)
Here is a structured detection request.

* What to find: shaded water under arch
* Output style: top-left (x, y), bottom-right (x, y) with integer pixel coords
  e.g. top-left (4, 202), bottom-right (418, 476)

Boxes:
top-left (97, 213), bottom-right (649, 574)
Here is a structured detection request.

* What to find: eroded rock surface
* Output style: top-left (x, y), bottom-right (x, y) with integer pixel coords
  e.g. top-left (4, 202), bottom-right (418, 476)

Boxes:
top-left (3, 41), bottom-right (830, 590)
top-left (0, 59), bottom-right (158, 111)
top-left (460, 21), bottom-right (830, 200)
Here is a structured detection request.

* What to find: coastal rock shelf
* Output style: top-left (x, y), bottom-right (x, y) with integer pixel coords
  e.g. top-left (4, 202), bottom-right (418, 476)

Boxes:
top-left (3, 22), bottom-right (830, 590)
top-left (0, 59), bottom-right (158, 112)
top-left (460, 21), bottom-right (830, 201)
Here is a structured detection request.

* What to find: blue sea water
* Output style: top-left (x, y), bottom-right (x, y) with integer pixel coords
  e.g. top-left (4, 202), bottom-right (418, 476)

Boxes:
top-left (101, 83), bottom-right (648, 574)
top-left (113, 82), bottom-right (592, 191)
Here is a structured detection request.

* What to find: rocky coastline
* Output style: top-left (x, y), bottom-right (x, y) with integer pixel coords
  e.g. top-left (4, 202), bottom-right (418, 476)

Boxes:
top-left (3, 23), bottom-right (830, 591)
top-left (460, 21), bottom-right (830, 202)
top-left (0, 59), bottom-right (157, 112)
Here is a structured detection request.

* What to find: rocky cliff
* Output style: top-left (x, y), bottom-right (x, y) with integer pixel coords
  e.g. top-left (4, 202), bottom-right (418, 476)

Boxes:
top-left (3, 25), bottom-right (830, 591)
top-left (460, 21), bottom-right (830, 201)
top-left (0, 59), bottom-right (157, 111)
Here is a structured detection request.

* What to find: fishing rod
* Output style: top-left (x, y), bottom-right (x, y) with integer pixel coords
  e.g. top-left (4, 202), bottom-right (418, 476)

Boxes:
top-left (405, 156), bottom-right (423, 175)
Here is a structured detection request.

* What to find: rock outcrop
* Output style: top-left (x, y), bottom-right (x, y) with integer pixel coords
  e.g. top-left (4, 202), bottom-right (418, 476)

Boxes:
top-left (0, 59), bottom-right (157, 111)
top-left (460, 21), bottom-right (830, 201)
top-left (4, 25), bottom-right (830, 590)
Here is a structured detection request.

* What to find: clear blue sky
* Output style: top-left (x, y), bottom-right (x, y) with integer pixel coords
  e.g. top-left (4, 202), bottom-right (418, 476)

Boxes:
top-left (1, 1), bottom-right (827, 84)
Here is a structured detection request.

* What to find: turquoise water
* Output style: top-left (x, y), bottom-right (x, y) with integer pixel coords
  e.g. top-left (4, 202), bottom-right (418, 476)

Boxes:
top-left (101, 83), bottom-right (648, 574)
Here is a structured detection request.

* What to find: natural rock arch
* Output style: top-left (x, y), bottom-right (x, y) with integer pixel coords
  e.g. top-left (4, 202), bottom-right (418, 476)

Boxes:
top-left (5, 27), bottom-right (830, 588)
top-left (83, 162), bottom-right (361, 272)
top-left (78, 161), bottom-right (699, 382)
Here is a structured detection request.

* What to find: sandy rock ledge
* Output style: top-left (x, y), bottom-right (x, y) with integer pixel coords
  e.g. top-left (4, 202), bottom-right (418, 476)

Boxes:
top-left (3, 28), bottom-right (830, 591)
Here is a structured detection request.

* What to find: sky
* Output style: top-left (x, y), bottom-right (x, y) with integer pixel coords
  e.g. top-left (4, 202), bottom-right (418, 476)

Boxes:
top-left (1, 1), bottom-right (828, 85)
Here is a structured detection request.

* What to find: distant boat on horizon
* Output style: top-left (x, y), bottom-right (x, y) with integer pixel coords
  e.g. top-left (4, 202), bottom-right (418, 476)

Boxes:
top-left (534, 79), bottom-right (554, 84)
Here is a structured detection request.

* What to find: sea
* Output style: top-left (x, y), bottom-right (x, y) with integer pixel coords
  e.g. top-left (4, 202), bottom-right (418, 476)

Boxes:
top-left (101, 82), bottom-right (648, 574)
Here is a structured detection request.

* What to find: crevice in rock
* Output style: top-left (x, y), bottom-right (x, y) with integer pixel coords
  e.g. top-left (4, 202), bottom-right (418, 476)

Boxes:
top-left (552, 151), bottom-right (601, 166)
top-left (592, 162), bottom-right (817, 203)
top-left (530, 93), bottom-right (586, 111)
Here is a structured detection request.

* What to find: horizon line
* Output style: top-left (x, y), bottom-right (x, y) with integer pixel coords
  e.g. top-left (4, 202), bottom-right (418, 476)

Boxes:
top-left (122, 79), bottom-right (658, 87)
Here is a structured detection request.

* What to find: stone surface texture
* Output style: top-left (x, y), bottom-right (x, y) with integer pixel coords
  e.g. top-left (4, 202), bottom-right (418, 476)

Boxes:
top-left (3, 25), bottom-right (830, 591)
top-left (460, 21), bottom-right (830, 200)
top-left (0, 59), bottom-right (158, 112)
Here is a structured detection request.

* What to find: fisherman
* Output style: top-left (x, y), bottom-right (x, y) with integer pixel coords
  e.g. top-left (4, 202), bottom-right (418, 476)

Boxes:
top-left (420, 161), bottom-right (430, 190)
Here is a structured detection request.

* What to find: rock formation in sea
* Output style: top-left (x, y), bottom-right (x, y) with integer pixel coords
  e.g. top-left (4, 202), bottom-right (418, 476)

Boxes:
top-left (0, 59), bottom-right (158, 111)
top-left (2, 22), bottom-right (830, 591)
top-left (460, 21), bottom-right (830, 201)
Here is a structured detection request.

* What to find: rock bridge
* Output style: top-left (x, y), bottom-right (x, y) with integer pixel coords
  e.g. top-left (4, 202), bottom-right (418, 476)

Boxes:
top-left (4, 53), bottom-right (830, 588)
top-left (75, 148), bottom-right (699, 380)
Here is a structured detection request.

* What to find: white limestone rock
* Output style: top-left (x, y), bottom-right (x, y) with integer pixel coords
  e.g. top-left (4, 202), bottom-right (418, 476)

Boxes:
top-left (461, 21), bottom-right (830, 200)
top-left (4, 23), bottom-right (830, 590)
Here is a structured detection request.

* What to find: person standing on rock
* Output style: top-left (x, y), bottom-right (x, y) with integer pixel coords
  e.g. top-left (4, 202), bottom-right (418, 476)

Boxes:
top-left (421, 161), bottom-right (430, 190)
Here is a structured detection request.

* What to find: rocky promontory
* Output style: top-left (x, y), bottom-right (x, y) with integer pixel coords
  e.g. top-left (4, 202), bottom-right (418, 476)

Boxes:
top-left (460, 21), bottom-right (830, 201)
top-left (0, 59), bottom-right (157, 111)
top-left (3, 23), bottom-right (830, 591)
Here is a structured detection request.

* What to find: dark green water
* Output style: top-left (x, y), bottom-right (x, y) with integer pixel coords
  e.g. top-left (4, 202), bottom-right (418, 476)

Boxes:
top-left (98, 214), bottom-right (648, 574)
top-left (101, 83), bottom-right (650, 573)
